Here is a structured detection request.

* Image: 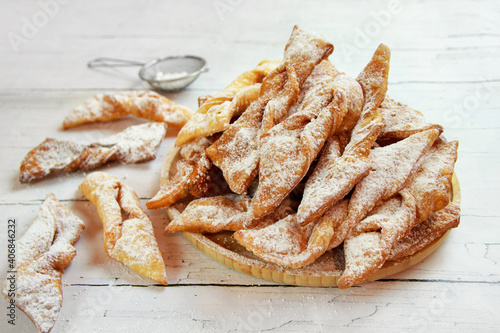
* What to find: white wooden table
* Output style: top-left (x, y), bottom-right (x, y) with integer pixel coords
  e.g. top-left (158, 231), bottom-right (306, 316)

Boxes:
top-left (1, 0), bottom-right (499, 332)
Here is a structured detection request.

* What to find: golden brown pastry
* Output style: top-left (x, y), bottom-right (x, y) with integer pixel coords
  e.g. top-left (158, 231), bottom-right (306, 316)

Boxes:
top-left (296, 131), bottom-right (373, 226)
top-left (1, 193), bottom-right (85, 333)
top-left (253, 70), bottom-right (347, 218)
top-left (234, 200), bottom-right (348, 268)
top-left (388, 201), bottom-right (460, 261)
top-left (332, 74), bottom-right (364, 134)
top-left (206, 26), bottom-right (333, 195)
top-left (146, 136), bottom-right (230, 210)
top-left (165, 194), bottom-right (297, 234)
top-left (20, 122), bottom-right (166, 183)
top-left (338, 140), bottom-right (458, 288)
top-left (204, 64), bottom-right (292, 195)
top-left (175, 59), bottom-right (281, 147)
top-left (79, 172), bottom-right (167, 285)
top-left (147, 27), bottom-right (461, 288)
top-left (378, 97), bottom-right (443, 140)
top-left (296, 45), bottom-right (390, 227)
top-left (63, 90), bottom-right (193, 129)
top-left (165, 194), bottom-right (253, 233)
top-left (329, 128), bottom-right (440, 250)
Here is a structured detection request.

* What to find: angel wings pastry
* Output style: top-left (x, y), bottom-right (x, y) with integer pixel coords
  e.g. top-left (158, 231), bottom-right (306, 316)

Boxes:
top-left (79, 171), bottom-right (168, 285)
top-left (63, 90), bottom-right (193, 129)
top-left (151, 25), bottom-right (460, 287)
top-left (1, 193), bottom-right (85, 333)
top-left (20, 122), bottom-right (166, 183)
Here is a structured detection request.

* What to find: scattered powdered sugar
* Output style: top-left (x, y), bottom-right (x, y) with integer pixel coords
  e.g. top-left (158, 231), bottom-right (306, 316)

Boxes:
top-left (154, 71), bottom-right (189, 81)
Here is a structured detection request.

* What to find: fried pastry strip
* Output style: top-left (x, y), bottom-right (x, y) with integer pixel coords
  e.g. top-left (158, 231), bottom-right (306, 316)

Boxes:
top-left (1, 193), bottom-right (85, 333)
top-left (333, 74), bottom-right (364, 134)
top-left (378, 97), bottom-right (443, 140)
top-left (291, 60), bottom-right (340, 113)
top-left (338, 140), bottom-right (458, 288)
top-left (205, 65), bottom-right (291, 195)
top-left (206, 26), bottom-right (333, 195)
top-left (259, 24), bottom-right (337, 132)
top-left (234, 200), bottom-right (348, 268)
top-left (165, 194), bottom-right (296, 233)
top-left (339, 195), bottom-right (417, 288)
top-left (20, 122), bottom-right (166, 183)
top-left (388, 201), bottom-right (460, 261)
top-left (296, 45), bottom-right (390, 226)
top-left (146, 137), bottom-right (229, 209)
top-left (260, 65), bottom-right (300, 133)
top-left (400, 140), bottom-right (459, 223)
top-left (146, 147), bottom-right (194, 209)
top-left (63, 90), bottom-right (193, 129)
top-left (165, 194), bottom-right (253, 233)
top-left (253, 72), bottom-right (348, 218)
top-left (175, 59), bottom-right (280, 146)
top-left (79, 172), bottom-right (167, 285)
top-left (356, 43), bottom-right (391, 115)
top-left (301, 43), bottom-right (390, 244)
top-left (328, 128), bottom-right (440, 249)
top-left (296, 130), bottom-right (374, 226)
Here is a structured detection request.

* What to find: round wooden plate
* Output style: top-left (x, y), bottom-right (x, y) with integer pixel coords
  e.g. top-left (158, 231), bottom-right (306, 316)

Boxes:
top-left (178, 175), bottom-right (460, 287)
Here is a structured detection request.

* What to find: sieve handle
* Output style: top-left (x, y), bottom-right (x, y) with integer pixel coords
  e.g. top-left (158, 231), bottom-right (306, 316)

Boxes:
top-left (87, 57), bottom-right (145, 68)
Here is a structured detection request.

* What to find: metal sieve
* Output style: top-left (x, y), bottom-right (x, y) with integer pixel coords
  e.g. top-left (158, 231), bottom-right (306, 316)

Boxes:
top-left (87, 55), bottom-right (208, 92)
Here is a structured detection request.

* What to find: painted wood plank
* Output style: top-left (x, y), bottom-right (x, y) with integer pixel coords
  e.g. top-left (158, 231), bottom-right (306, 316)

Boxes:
top-left (2, 281), bottom-right (499, 332)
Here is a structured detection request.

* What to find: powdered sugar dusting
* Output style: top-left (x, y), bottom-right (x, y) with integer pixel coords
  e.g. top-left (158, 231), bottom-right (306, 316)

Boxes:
top-left (79, 172), bottom-right (167, 285)
top-left (388, 201), bottom-right (460, 261)
top-left (96, 122), bottom-right (166, 163)
top-left (63, 93), bottom-right (122, 128)
top-left (19, 138), bottom-right (87, 183)
top-left (20, 122), bottom-right (166, 183)
top-left (166, 194), bottom-right (252, 233)
top-left (284, 26), bottom-right (333, 84)
top-left (1, 193), bottom-right (85, 333)
top-left (378, 97), bottom-right (443, 140)
top-left (245, 215), bottom-right (309, 255)
top-left (348, 129), bottom-right (439, 221)
top-left (63, 91), bottom-right (192, 129)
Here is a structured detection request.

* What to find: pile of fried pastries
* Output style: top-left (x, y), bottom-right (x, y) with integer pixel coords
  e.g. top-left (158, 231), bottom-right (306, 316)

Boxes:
top-left (147, 26), bottom-right (460, 288)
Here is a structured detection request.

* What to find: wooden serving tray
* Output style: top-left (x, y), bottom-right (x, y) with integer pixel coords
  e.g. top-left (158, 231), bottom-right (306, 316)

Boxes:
top-left (178, 175), bottom-right (460, 287)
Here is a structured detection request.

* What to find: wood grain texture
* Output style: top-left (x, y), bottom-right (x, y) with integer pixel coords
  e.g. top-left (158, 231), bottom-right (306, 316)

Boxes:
top-left (0, 0), bottom-right (499, 331)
